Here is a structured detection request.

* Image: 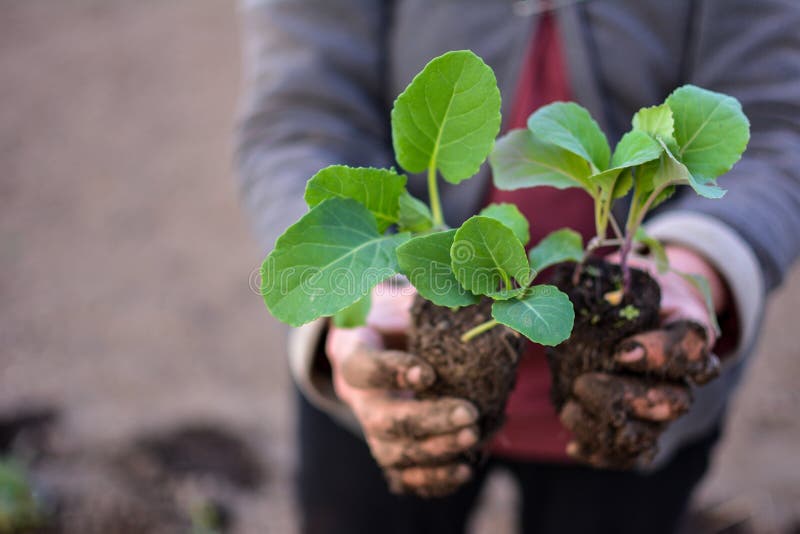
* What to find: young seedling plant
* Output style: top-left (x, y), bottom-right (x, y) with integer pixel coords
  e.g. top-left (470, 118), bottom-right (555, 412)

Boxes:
top-left (489, 83), bottom-right (749, 467)
top-left (491, 85), bottom-right (750, 329)
top-left (261, 49), bottom-right (575, 350)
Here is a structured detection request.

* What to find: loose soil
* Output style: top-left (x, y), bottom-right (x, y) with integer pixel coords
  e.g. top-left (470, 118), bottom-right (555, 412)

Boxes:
top-left (408, 297), bottom-right (526, 441)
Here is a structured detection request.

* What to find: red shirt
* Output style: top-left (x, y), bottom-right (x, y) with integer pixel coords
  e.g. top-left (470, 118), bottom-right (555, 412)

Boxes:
top-left (487, 13), bottom-right (596, 461)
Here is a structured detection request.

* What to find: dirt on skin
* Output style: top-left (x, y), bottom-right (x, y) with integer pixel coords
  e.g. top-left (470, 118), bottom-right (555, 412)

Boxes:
top-left (408, 297), bottom-right (526, 442)
top-left (547, 258), bottom-right (666, 466)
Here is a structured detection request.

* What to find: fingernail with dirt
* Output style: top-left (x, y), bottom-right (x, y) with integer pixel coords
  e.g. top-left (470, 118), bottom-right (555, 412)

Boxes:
top-left (450, 405), bottom-right (477, 426)
top-left (457, 428), bottom-right (478, 447)
top-left (617, 345), bottom-right (644, 363)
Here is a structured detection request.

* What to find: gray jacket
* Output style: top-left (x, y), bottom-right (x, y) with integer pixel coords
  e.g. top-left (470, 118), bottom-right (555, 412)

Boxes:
top-left (235, 0), bottom-right (800, 467)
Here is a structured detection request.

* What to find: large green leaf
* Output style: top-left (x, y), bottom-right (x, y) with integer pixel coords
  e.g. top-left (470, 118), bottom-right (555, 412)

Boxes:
top-left (490, 129), bottom-right (593, 193)
top-left (396, 230), bottom-right (479, 307)
top-left (667, 85), bottom-right (750, 182)
top-left (391, 50), bottom-right (502, 184)
top-left (397, 191), bottom-right (434, 233)
top-left (451, 216), bottom-right (532, 299)
top-left (332, 293), bottom-right (371, 328)
top-left (478, 203), bottom-right (530, 245)
top-left (261, 198), bottom-right (409, 326)
top-left (491, 285), bottom-right (574, 346)
top-left (304, 165), bottom-right (406, 233)
top-left (528, 228), bottom-right (584, 272)
top-left (632, 103), bottom-right (675, 145)
top-left (527, 102), bottom-right (611, 171)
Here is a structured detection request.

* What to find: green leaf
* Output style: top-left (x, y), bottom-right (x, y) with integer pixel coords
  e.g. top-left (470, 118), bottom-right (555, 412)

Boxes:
top-left (632, 103), bottom-right (675, 145)
top-left (528, 228), bottom-right (584, 272)
top-left (490, 129), bottom-right (594, 193)
top-left (612, 168), bottom-right (633, 199)
top-left (634, 227), bottom-right (669, 274)
top-left (661, 139), bottom-right (727, 199)
top-left (667, 85), bottom-right (750, 182)
top-left (491, 285), bottom-right (574, 346)
top-left (677, 272), bottom-right (721, 336)
top-left (611, 130), bottom-right (663, 169)
top-left (304, 165), bottom-right (407, 233)
top-left (261, 198), bottom-right (409, 326)
top-left (396, 230), bottom-right (480, 307)
top-left (592, 131), bottom-right (664, 192)
top-left (391, 50), bottom-right (502, 184)
top-left (451, 216), bottom-right (532, 300)
top-left (527, 102), bottom-right (611, 171)
top-left (332, 293), bottom-right (371, 328)
top-left (478, 203), bottom-right (530, 245)
top-left (398, 191), bottom-right (434, 232)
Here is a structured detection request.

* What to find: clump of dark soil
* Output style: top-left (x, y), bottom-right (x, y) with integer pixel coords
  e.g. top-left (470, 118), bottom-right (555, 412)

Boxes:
top-left (547, 257), bottom-right (665, 467)
top-left (548, 258), bottom-right (662, 409)
top-left (408, 296), bottom-right (526, 440)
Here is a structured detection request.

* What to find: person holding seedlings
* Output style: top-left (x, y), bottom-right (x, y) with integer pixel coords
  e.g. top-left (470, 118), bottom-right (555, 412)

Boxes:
top-left (236, 1), bottom-right (800, 533)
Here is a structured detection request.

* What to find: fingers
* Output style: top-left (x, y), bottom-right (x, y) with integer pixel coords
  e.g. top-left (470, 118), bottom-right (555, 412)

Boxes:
top-left (572, 373), bottom-right (691, 424)
top-left (339, 344), bottom-right (435, 391)
top-left (366, 425), bottom-right (479, 468)
top-left (385, 464), bottom-right (473, 498)
top-left (357, 397), bottom-right (479, 440)
top-left (614, 320), bottom-right (720, 384)
top-left (366, 283), bottom-right (416, 335)
top-left (560, 400), bottom-right (661, 469)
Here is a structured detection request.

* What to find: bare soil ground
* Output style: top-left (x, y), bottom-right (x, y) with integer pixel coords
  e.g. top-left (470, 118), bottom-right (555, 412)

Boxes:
top-left (0, 2), bottom-right (797, 533)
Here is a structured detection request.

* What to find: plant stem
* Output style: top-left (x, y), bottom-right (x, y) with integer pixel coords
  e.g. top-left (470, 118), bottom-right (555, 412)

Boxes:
top-left (608, 212), bottom-right (624, 240)
top-left (427, 165), bottom-right (444, 228)
top-left (461, 319), bottom-right (499, 342)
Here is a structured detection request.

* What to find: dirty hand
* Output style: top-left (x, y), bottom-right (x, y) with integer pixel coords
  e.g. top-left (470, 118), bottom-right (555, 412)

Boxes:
top-left (326, 284), bottom-right (479, 497)
top-left (561, 245), bottom-right (726, 468)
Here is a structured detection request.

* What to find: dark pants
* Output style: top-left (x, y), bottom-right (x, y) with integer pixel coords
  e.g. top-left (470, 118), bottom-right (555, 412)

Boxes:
top-left (297, 390), bottom-right (718, 534)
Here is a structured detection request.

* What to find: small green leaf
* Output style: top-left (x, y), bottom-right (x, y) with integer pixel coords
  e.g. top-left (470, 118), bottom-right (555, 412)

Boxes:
top-left (490, 129), bottom-right (594, 193)
top-left (667, 85), bottom-right (750, 182)
top-left (677, 272), bottom-right (721, 336)
top-left (391, 50), bottom-right (502, 184)
top-left (634, 227), bottom-right (669, 274)
top-left (396, 230), bottom-right (479, 307)
top-left (612, 169), bottom-right (633, 199)
top-left (661, 140), bottom-right (727, 199)
top-left (491, 285), bottom-right (574, 346)
top-left (611, 130), bottom-right (663, 169)
top-left (478, 203), bottom-right (530, 245)
top-left (527, 102), bottom-right (611, 171)
top-left (332, 293), bottom-right (371, 328)
top-left (592, 131), bottom-right (664, 191)
top-left (261, 198), bottom-right (409, 326)
top-left (619, 305), bottom-right (641, 321)
top-left (452, 216), bottom-right (532, 299)
top-left (528, 228), bottom-right (584, 272)
top-left (304, 165), bottom-right (407, 232)
top-left (632, 103), bottom-right (675, 145)
top-left (398, 191), bottom-right (434, 232)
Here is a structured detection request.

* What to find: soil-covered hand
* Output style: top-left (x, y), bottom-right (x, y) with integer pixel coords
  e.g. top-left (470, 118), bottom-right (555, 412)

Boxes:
top-left (561, 245), bottom-right (725, 468)
top-left (326, 285), bottom-right (479, 497)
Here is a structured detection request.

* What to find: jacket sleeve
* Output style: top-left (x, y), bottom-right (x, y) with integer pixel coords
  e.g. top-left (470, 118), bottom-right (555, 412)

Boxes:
top-left (235, 0), bottom-right (394, 250)
top-left (645, 0), bottom-right (800, 367)
top-left (652, 0), bottom-right (800, 292)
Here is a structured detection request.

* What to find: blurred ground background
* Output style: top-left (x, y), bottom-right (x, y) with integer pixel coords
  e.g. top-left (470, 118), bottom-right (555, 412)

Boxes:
top-left (0, 1), bottom-right (797, 533)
